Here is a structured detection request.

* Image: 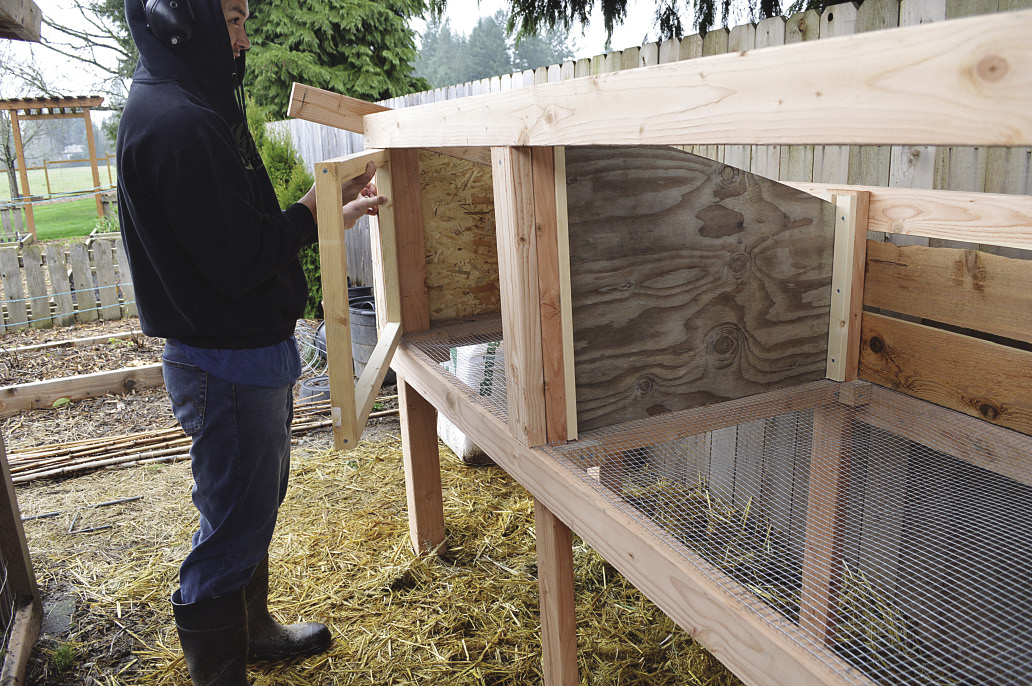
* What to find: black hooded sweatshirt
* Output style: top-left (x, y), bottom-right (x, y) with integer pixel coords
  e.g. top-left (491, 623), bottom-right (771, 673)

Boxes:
top-left (117, 0), bottom-right (316, 349)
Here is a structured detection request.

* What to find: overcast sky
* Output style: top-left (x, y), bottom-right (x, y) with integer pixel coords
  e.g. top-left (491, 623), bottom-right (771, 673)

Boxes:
top-left (8, 0), bottom-right (663, 100)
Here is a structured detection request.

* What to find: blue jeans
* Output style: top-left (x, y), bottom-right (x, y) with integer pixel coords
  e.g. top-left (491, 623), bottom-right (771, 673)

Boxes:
top-left (162, 342), bottom-right (293, 604)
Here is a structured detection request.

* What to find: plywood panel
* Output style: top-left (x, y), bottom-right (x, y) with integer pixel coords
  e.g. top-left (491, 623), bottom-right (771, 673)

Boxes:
top-left (566, 146), bottom-right (836, 431)
top-left (418, 150), bottom-right (500, 321)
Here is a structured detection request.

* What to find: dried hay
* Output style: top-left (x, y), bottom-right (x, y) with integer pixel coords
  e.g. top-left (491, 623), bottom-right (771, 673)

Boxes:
top-left (19, 438), bottom-right (741, 685)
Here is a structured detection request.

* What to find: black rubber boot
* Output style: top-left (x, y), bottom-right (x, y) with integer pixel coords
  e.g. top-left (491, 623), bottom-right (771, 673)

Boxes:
top-left (172, 588), bottom-right (250, 686)
top-left (245, 557), bottom-right (332, 661)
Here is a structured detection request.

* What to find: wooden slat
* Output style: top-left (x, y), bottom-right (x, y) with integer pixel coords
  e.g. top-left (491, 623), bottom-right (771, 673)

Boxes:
top-left (811, 2), bottom-right (857, 185)
top-left (0, 96), bottom-right (102, 111)
top-left (112, 237), bottom-right (137, 318)
top-left (67, 243), bottom-right (97, 322)
top-left (91, 239), bottom-right (120, 320)
top-left (0, 363), bottom-right (164, 417)
top-left (0, 0), bottom-right (42, 41)
top-left (553, 147), bottom-right (577, 441)
top-left (785, 181), bottom-right (1032, 250)
top-left (855, 381), bottom-right (1032, 488)
top-left (287, 83), bottom-right (389, 133)
top-left (399, 377), bottom-right (445, 554)
top-left (369, 162), bottom-right (400, 331)
top-left (859, 312), bottom-right (1032, 435)
top-left (798, 403), bottom-right (852, 645)
top-left (391, 343), bottom-right (876, 686)
top-left (864, 240), bottom-right (1032, 344)
top-left (566, 380), bottom-right (840, 466)
top-left (780, 9), bottom-right (820, 182)
top-left (315, 160), bottom-right (359, 450)
top-left (534, 498), bottom-right (579, 686)
top-left (388, 149), bottom-right (429, 333)
top-left (364, 10), bottom-right (1032, 148)
top-left (532, 147), bottom-right (568, 444)
top-left (21, 244), bottom-right (49, 328)
top-left (0, 247), bottom-right (27, 329)
top-left (355, 322), bottom-right (402, 431)
top-left (492, 147), bottom-right (547, 447)
top-left (0, 439), bottom-right (40, 613)
top-left (44, 243), bottom-right (75, 327)
top-left (825, 191), bottom-right (870, 381)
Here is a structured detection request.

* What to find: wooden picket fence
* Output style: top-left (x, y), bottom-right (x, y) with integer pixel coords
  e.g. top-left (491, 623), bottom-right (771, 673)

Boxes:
top-left (0, 236), bottom-right (136, 332)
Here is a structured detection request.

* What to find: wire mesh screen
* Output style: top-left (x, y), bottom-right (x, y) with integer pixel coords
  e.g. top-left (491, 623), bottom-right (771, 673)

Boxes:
top-left (0, 549), bottom-right (13, 660)
top-left (408, 319), bottom-right (1032, 685)
top-left (403, 315), bottom-right (508, 422)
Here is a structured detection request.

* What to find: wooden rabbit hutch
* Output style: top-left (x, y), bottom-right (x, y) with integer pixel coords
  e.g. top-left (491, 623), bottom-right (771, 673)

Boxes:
top-left (291, 7), bottom-right (1032, 685)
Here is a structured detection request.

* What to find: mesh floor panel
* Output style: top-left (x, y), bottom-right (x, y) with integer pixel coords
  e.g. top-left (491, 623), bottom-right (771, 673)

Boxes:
top-left (404, 320), bottom-right (1032, 685)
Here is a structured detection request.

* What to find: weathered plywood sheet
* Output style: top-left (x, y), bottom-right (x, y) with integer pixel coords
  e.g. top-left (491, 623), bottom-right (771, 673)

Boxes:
top-left (418, 150), bottom-right (500, 320)
top-left (566, 146), bottom-right (835, 431)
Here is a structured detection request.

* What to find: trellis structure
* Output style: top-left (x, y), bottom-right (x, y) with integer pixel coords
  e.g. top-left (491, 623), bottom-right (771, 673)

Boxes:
top-left (294, 7), bottom-right (1032, 685)
top-left (1, 95), bottom-right (106, 239)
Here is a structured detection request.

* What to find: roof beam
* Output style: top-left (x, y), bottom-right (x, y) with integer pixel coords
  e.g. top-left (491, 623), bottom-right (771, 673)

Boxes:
top-left (362, 9), bottom-right (1032, 149)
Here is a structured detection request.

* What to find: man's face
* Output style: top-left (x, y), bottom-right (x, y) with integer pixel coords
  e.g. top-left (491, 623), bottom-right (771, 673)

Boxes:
top-left (220, 0), bottom-right (251, 58)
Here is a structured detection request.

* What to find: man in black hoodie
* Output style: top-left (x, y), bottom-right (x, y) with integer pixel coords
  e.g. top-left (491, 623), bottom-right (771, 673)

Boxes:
top-left (117, 1), bottom-right (385, 683)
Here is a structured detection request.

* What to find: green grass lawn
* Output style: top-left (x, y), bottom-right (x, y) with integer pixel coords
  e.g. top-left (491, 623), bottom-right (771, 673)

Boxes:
top-left (31, 198), bottom-right (115, 241)
top-left (1, 162), bottom-right (116, 202)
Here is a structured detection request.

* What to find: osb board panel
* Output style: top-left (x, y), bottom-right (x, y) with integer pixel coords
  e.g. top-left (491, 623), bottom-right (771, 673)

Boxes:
top-left (566, 146), bottom-right (835, 431)
top-left (418, 150), bottom-right (501, 321)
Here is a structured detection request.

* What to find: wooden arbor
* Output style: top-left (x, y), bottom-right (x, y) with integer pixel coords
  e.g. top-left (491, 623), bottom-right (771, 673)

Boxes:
top-left (0, 95), bottom-right (106, 239)
top-left (295, 7), bottom-right (1032, 686)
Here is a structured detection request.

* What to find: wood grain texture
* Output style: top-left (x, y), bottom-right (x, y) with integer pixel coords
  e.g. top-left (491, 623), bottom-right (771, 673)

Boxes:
top-left (566, 146), bottom-right (835, 431)
top-left (385, 149), bottom-right (428, 332)
top-left (0, 247), bottom-right (27, 329)
top-left (0, 363), bottom-right (164, 417)
top-left (390, 343), bottom-right (877, 686)
top-left (399, 376), bottom-right (445, 554)
top-left (364, 10), bottom-right (1032, 149)
top-left (534, 498), bottom-right (579, 686)
top-left (92, 239), bottom-right (120, 320)
top-left (864, 240), bottom-right (1032, 344)
top-left (532, 147), bottom-right (569, 444)
top-left (825, 192), bottom-right (870, 382)
top-left (21, 244), bottom-right (49, 328)
top-left (287, 83), bottom-right (389, 134)
top-left (859, 312), bottom-right (1032, 435)
top-left (785, 181), bottom-right (1032, 250)
top-left (855, 382), bottom-right (1032, 488)
top-left (418, 150), bottom-right (500, 321)
top-left (67, 243), bottom-right (96, 323)
top-left (492, 147), bottom-right (547, 446)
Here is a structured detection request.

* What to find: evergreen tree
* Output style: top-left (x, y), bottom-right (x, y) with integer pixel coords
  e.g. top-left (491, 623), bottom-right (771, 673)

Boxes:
top-left (465, 12), bottom-right (514, 82)
top-left (245, 0), bottom-right (430, 120)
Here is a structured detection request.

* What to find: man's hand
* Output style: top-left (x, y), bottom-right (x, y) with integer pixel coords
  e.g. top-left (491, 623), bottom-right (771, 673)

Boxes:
top-left (298, 161), bottom-right (388, 228)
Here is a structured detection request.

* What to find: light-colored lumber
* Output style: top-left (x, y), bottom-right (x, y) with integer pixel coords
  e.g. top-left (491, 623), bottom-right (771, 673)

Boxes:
top-left (287, 83), bottom-right (390, 134)
top-left (21, 243), bottom-right (49, 328)
top-left (44, 243), bottom-right (75, 326)
top-left (855, 382), bottom-right (1032, 488)
top-left (785, 181), bottom-right (1032, 250)
top-left (317, 148), bottom-right (389, 179)
top-left (565, 380), bottom-right (839, 468)
top-left (399, 376), bottom-right (445, 554)
top-left (780, 10), bottom-right (820, 182)
top-left (0, 246), bottom-right (27, 329)
top-left (826, 191), bottom-right (870, 382)
top-left (369, 160), bottom-right (401, 331)
top-left (864, 240), bottom-right (1032, 344)
top-left (534, 497), bottom-right (579, 686)
top-left (492, 147), bottom-right (547, 447)
top-left (315, 160), bottom-right (359, 450)
top-left (799, 404), bottom-right (852, 646)
top-left (0, 601), bottom-right (40, 685)
top-left (552, 147), bottom-right (577, 441)
top-left (364, 10), bottom-right (1032, 148)
top-left (531, 147), bottom-right (569, 444)
top-left (859, 312), bottom-right (1032, 435)
top-left (811, 2), bottom-right (857, 185)
top-left (0, 363), bottom-right (164, 417)
top-left (387, 149), bottom-right (429, 333)
top-left (354, 322), bottom-right (401, 431)
top-left (391, 342), bottom-right (876, 686)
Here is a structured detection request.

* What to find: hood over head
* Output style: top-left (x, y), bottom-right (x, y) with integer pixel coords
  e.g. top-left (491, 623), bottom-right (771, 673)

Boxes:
top-left (126, 0), bottom-right (244, 100)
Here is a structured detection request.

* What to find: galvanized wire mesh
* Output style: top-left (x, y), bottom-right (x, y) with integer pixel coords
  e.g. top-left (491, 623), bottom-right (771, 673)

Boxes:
top-left (414, 325), bottom-right (1032, 686)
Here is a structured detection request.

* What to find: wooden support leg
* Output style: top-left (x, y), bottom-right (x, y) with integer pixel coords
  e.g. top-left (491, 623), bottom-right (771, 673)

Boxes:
top-left (534, 497), bottom-right (579, 686)
top-left (799, 403), bottom-right (853, 645)
top-left (399, 376), bottom-right (445, 555)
